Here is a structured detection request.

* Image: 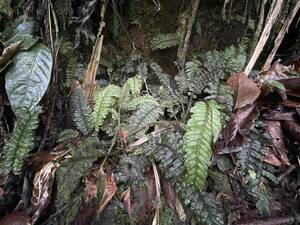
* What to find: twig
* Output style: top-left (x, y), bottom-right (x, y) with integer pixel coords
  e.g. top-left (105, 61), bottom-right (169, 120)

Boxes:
top-left (263, 1), bottom-right (300, 70)
top-left (178, 0), bottom-right (200, 68)
top-left (222, 0), bottom-right (230, 19)
top-left (244, 0), bottom-right (284, 76)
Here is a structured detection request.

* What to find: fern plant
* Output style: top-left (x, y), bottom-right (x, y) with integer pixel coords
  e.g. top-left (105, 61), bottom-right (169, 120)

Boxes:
top-left (128, 101), bottom-right (163, 138)
top-left (71, 87), bottom-right (94, 135)
top-left (183, 100), bottom-right (222, 190)
top-left (237, 124), bottom-right (277, 215)
top-left (92, 85), bottom-right (121, 131)
top-left (151, 33), bottom-right (180, 50)
top-left (176, 45), bottom-right (247, 95)
top-left (2, 107), bottom-right (41, 174)
top-left (141, 129), bottom-right (224, 225)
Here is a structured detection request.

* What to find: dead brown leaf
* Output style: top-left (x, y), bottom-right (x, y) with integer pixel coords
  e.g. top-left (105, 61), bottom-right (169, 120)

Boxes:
top-left (227, 73), bottom-right (261, 109)
top-left (282, 120), bottom-right (300, 141)
top-left (162, 177), bottom-right (176, 209)
top-left (31, 162), bottom-right (59, 224)
top-left (0, 41), bottom-right (22, 66)
top-left (96, 167), bottom-right (117, 214)
top-left (217, 104), bottom-right (259, 154)
top-left (265, 121), bottom-right (289, 166)
top-left (0, 212), bottom-right (32, 225)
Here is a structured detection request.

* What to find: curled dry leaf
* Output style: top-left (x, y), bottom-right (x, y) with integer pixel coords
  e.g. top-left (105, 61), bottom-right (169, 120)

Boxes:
top-left (31, 162), bottom-right (59, 224)
top-left (265, 121), bottom-right (289, 166)
top-left (0, 41), bottom-right (22, 66)
top-left (96, 167), bottom-right (117, 214)
top-left (217, 104), bottom-right (259, 154)
top-left (227, 73), bottom-right (261, 109)
top-left (0, 212), bottom-right (32, 225)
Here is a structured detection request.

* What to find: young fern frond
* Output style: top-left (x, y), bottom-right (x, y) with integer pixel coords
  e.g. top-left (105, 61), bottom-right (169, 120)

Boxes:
top-left (92, 85), bottom-right (121, 131)
top-left (126, 75), bottom-right (142, 97)
top-left (71, 88), bottom-right (94, 135)
top-left (53, 0), bottom-right (73, 30)
top-left (183, 100), bottom-right (222, 190)
top-left (2, 107), bottom-right (41, 174)
top-left (151, 33), bottom-right (180, 50)
top-left (128, 102), bottom-right (163, 138)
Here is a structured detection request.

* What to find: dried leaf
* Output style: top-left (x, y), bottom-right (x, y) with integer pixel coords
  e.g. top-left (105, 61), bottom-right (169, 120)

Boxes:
top-left (162, 177), bottom-right (176, 209)
top-left (217, 104), bottom-right (259, 154)
top-left (278, 77), bottom-right (300, 98)
top-left (151, 162), bottom-right (161, 225)
top-left (282, 120), bottom-right (300, 141)
top-left (0, 41), bottom-right (21, 66)
top-left (31, 162), bottom-right (59, 224)
top-left (175, 197), bottom-right (186, 222)
top-left (227, 73), bottom-right (261, 109)
top-left (266, 121), bottom-right (289, 166)
top-left (259, 61), bottom-right (289, 83)
top-left (96, 167), bottom-right (117, 214)
top-left (0, 212), bottom-right (32, 225)
top-left (122, 188), bottom-right (132, 214)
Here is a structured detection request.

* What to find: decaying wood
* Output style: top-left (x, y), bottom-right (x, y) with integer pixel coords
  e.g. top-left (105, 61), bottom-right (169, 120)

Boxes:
top-left (82, 0), bottom-right (108, 102)
top-left (263, 1), bottom-right (300, 70)
top-left (244, 0), bottom-right (284, 76)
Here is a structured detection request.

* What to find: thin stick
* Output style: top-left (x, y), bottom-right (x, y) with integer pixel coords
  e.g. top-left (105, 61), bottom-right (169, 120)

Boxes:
top-left (244, 0), bottom-right (284, 76)
top-left (250, 0), bottom-right (267, 55)
top-left (178, 0), bottom-right (200, 68)
top-left (263, 1), bottom-right (300, 70)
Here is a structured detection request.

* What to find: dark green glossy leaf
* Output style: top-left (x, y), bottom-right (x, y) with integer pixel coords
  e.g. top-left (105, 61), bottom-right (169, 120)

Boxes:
top-left (5, 43), bottom-right (52, 117)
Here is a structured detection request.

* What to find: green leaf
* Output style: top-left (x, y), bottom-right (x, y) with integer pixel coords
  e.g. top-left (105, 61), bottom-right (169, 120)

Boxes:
top-left (183, 100), bottom-right (222, 190)
top-left (0, 0), bottom-right (12, 16)
top-left (2, 106), bottom-right (41, 174)
top-left (5, 43), bottom-right (52, 117)
top-left (4, 22), bottom-right (38, 50)
top-left (92, 85), bottom-right (121, 131)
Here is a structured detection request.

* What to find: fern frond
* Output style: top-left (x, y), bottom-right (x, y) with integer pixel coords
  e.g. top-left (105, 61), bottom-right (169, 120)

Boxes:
top-left (183, 100), bottom-right (222, 190)
top-left (176, 182), bottom-right (225, 225)
top-left (128, 102), bottom-right (163, 138)
top-left (122, 95), bottom-right (158, 111)
top-left (246, 171), bottom-right (272, 215)
top-left (92, 85), bottom-right (121, 131)
top-left (150, 62), bottom-right (185, 109)
top-left (2, 107), bottom-right (41, 174)
top-left (151, 33), bottom-right (180, 50)
top-left (178, 46), bottom-right (247, 95)
top-left (204, 82), bottom-right (234, 124)
top-left (237, 127), bottom-right (277, 183)
top-left (53, 0), bottom-right (73, 30)
top-left (71, 88), bottom-right (93, 135)
top-left (126, 75), bottom-right (142, 97)
top-left (65, 57), bottom-right (85, 87)
top-left (143, 130), bottom-right (185, 179)
top-left (222, 45), bottom-right (247, 74)
top-left (58, 129), bottom-right (80, 143)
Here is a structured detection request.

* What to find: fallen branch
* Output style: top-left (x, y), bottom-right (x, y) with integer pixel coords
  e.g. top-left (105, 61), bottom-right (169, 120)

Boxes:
top-left (263, 1), bottom-right (300, 70)
top-left (244, 0), bottom-right (284, 76)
